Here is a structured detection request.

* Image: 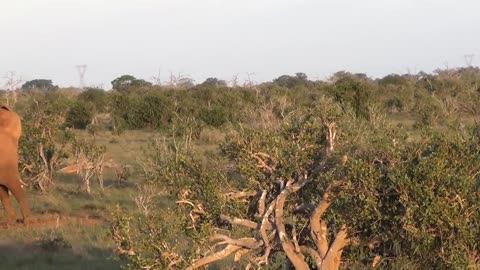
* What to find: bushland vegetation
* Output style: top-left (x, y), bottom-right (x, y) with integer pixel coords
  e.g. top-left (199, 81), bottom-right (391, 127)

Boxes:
top-left (1, 67), bottom-right (479, 269)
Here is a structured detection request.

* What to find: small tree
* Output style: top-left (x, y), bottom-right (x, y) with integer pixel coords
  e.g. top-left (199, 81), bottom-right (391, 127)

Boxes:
top-left (78, 88), bottom-right (108, 113)
top-left (70, 138), bottom-right (107, 194)
top-left (111, 75), bottom-right (152, 92)
top-left (21, 79), bottom-right (58, 91)
top-left (60, 143), bottom-right (127, 193)
top-left (329, 75), bottom-right (372, 119)
top-left (273, 72), bottom-right (310, 88)
top-left (199, 77), bottom-right (228, 88)
top-left (198, 106), bottom-right (228, 127)
top-left (19, 95), bottom-right (73, 191)
top-left (64, 101), bottom-right (94, 129)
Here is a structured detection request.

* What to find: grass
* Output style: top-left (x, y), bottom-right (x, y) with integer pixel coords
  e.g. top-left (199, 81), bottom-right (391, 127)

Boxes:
top-left (2, 197), bottom-right (128, 269)
top-left (1, 176), bottom-right (136, 269)
top-left (0, 127), bottom-right (230, 269)
top-left (1, 145), bottom-right (145, 269)
top-left (0, 236), bottom-right (121, 270)
top-left (74, 129), bottom-right (158, 167)
top-left (1, 128), bottom-right (212, 269)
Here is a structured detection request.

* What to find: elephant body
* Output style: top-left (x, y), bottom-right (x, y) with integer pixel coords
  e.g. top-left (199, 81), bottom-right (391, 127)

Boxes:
top-left (0, 106), bottom-right (31, 222)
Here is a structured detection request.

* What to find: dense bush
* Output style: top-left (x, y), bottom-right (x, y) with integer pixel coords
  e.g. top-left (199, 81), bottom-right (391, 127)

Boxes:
top-left (110, 91), bottom-right (174, 130)
top-left (198, 105), bottom-right (228, 127)
top-left (19, 94), bottom-right (74, 191)
top-left (65, 101), bottom-right (94, 129)
top-left (112, 101), bottom-right (480, 269)
top-left (78, 88), bottom-right (108, 113)
top-left (328, 75), bottom-right (372, 119)
top-left (111, 75), bottom-right (153, 92)
top-left (21, 79), bottom-right (58, 91)
top-left (385, 96), bottom-right (404, 112)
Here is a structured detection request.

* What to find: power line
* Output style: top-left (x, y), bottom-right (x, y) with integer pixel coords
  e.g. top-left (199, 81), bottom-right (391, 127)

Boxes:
top-left (76, 65), bottom-right (87, 90)
top-left (464, 54), bottom-right (475, 67)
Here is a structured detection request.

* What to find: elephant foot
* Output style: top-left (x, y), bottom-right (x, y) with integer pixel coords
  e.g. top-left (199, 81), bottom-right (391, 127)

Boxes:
top-left (19, 216), bottom-right (30, 225)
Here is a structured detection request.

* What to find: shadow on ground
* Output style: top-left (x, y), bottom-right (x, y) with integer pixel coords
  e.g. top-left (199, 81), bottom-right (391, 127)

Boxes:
top-left (0, 214), bottom-right (124, 270)
top-left (0, 240), bottom-right (123, 270)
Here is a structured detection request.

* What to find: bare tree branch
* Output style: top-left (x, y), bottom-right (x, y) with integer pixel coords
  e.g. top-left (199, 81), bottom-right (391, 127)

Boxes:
top-left (251, 154), bottom-right (274, 173)
top-left (301, 246), bottom-right (323, 269)
top-left (256, 201), bottom-right (276, 265)
top-left (210, 235), bottom-right (263, 250)
top-left (274, 178), bottom-right (310, 270)
top-left (188, 236), bottom-right (262, 270)
top-left (321, 225), bottom-right (349, 270)
top-left (224, 190), bottom-right (258, 200)
top-left (220, 215), bottom-right (262, 230)
top-left (292, 225), bottom-right (301, 253)
top-left (310, 186), bottom-right (334, 258)
top-left (187, 244), bottom-right (243, 270)
top-left (256, 190), bottom-right (267, 217)
top-left (234, 248), bottom-right (251, 262)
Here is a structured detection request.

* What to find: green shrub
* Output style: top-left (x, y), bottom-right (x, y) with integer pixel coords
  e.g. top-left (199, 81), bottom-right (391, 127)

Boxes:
top-left (19, 95), bottom-right (74, 191)
top-left (385, 96), bottom-right (404, 112)
top-left (78, 88), bottom-right (108, 112)
top-left (110, 92), bottom-right (174, 130)
top-left (199, 106), bottom-right (228, 127)
top-left (65, 101), bottom-right (94, 129)
top-left (329, 75), bottom-right (371, 119)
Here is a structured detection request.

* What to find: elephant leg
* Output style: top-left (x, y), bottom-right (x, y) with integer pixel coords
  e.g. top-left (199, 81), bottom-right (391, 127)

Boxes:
top-left (0, 185), bottom-right (16, 221)
top-left (6, 180), bottom-right (31, 222)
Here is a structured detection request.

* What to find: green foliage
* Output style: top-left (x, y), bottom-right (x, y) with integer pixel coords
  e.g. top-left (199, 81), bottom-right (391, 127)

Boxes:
top-left (112, 205), bottom-right (193, 269)
top-left (11, 67), bottom-right (480, 269)
top-left (110, 116), bottom-right (126, 135)
top-left (385, 97), bottom-right (404, 113)
top-left (273, 72), bottom-right (311, 88)
top-left (65, 101), bottom-right (94, 129)
top-left (413, 93), bottom-right (444, 127)
top-left (19, 94), bottom-right (74, 191)
top-left (112, 102), bottom-right (344, 268)
top-left (329, 74), bottom-right (372, 119)
top-left (394, 136), bottom-right (480, 268)
top-left (133, 93), bottom-right (173, 129)
top-left (109, 91), bottom-right (174, 130)
top-left (111, 122), bottom-right (231, 268)
top-left (111, 75), bottom-right (152, 92)
top-left (198, 106), bottom-right (228, 127)
top-left (323, 129), bottom-right (480, 269)
top-left (198, 77), bottom-right (228, 88)
top-left (377, 73), bottom-right (410, 86)
top-left (112, 95), bottom-right (480, 268)
top-left (21, 79), bottom-right (58, 90)
top-left (78, 88), bottom-right (108, 113)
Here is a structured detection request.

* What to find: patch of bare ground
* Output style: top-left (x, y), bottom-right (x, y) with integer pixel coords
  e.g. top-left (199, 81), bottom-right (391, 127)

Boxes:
top-left (0, 213), bottom-right (107, 230)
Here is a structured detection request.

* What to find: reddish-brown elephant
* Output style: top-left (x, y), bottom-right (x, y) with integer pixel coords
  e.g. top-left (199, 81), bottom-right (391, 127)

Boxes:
top-left (0, 105), bottom-right (31, 223)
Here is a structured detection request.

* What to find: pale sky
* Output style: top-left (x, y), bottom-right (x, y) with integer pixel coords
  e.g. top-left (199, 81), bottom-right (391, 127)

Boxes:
top-left (1, 0), bottom-right (479, 89)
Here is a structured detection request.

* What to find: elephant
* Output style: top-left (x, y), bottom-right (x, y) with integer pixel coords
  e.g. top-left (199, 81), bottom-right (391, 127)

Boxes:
top-left (0, 105), bottom-right (31, 223)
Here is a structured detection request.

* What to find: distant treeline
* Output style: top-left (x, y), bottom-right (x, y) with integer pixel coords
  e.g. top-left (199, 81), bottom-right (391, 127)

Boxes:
top-left (2, 67), bottom-right (480, 133)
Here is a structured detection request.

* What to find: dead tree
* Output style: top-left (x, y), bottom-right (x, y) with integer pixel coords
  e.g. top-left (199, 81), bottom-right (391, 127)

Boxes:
top-left (187, 121), bottom-right (350, 270)
top-left (2, 71), bottom-right (23, 107)
top-left (62, 139), bottom-right (106, 194)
